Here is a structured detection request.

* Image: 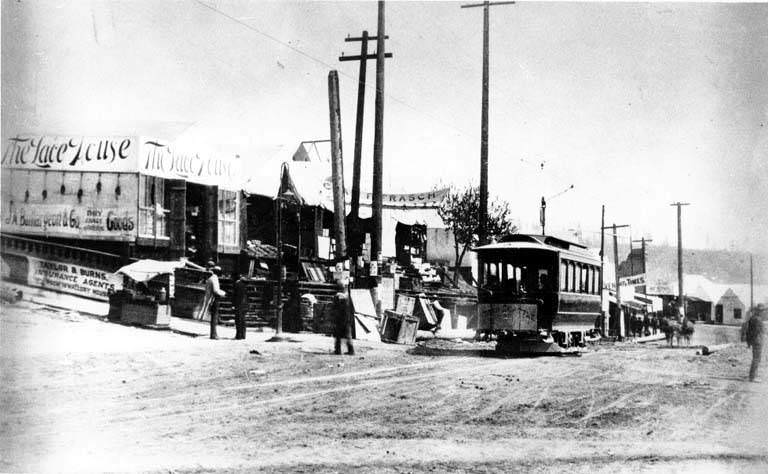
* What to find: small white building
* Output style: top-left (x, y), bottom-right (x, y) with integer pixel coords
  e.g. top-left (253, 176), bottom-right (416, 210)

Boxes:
top-left (715, 288), bottom-right (746, 326)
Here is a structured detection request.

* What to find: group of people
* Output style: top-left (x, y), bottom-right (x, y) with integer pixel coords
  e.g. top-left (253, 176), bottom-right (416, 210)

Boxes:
top-left (202, 262), bottom-right (249, 341)
top-left (628, 313), bottom-right (663, 338)
top-left (201, 261), bottom-right (355, 355)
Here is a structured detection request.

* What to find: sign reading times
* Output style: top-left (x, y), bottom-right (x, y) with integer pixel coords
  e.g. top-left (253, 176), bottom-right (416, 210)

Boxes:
top-left (619, 274), bottom-right (646, 287)
top-left (2, 136), bottom-right (136, 172)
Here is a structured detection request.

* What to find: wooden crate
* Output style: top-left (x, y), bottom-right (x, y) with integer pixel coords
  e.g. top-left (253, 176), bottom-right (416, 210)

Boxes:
top-left (380, 310), bottom-right (419, 345)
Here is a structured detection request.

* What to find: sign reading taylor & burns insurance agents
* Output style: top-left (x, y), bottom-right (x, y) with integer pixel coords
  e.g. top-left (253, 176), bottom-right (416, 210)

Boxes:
top-left (26, 256), bottom-right (121, 302)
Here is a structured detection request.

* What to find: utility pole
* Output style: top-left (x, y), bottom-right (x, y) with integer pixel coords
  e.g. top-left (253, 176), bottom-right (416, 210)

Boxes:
top-left (750, 253), bottom-right (754, 314)
top-left (461, 0), bottom-right (515, 284)
top-left (339, 31), bottom-right (391, 259)
top-left (599, 205), bottom-right (605, 334)
top-left (603, 223), bottom-right (630, 337)
top-left (632, 237), bottom-right (653, 294)
top-left (328, 70), bottom-right (347, 261)
top-left (670, 202), bottom-right (690, 314)
top-left (370, 0), bottom-right (387, 267)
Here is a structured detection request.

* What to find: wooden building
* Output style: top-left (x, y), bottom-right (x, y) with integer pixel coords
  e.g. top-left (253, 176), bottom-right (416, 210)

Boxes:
top-left (1, 134), bottom-right (245, 307)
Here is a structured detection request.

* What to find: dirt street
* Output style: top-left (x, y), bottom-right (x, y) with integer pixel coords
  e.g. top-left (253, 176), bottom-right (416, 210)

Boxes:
top-left (1, 302), bottom-right (767, 473)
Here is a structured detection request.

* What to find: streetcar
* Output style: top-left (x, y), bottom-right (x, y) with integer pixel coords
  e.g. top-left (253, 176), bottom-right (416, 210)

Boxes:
top-left (473, 234), bottom-right (602, 353)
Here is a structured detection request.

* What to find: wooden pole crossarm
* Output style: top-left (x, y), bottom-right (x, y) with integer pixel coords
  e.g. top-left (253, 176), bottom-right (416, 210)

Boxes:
top-left (339, 52), bottom-right (392, 62)
top-left (461, 1), bottom-right (516, 8)
top-left (345, 35), bottom-right (389, 42)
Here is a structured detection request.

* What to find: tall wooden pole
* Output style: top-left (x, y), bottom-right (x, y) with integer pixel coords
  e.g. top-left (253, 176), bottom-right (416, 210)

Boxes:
top-left (339, 32), bottom-right (391, 260)
top-left (599, 204), bottom-right (605, 333)
top-left (632, 236), bottom-right (653, 295)
top-left (670, 202), bottom-right (690, 313)
top-left (478, 1), bottom-right (489, 270)
top-left (349, 31), bottom-right (368, 229)
top-left (371, 0), bottom-right (386, 264)
top-left (603, 222), bottom-right (629, 337)
top-left (461, 1), bottom-right (515, 284)
top-left (613, 224), bottom-right (622, 337)
top-left (750, 253), bottom-right (754, 313)
top-left (328, 70), bottom-right (347, 259)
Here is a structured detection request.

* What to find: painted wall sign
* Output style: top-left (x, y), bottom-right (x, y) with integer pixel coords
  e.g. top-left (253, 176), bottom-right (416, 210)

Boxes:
top-left (2, 203), bottom-right (136, 240)
top-left (1, 171), bottom-right (138, 240)
top-left (139, 140), bottom-right (241, 190)
top-left (619, 274), bottom-right (646, 287)
top-left (1, 253), bottom-right (122, 302)
top-left (26, 255), bottom-right (121, 301)
top-left (2, 135), bottom-right (137, 172)
top-left (326, 179), bottom-right (449, 208)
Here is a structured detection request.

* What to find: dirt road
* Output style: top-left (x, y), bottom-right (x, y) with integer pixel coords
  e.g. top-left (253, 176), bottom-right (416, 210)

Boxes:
top-left (1, 303), bottom-right (767, 473)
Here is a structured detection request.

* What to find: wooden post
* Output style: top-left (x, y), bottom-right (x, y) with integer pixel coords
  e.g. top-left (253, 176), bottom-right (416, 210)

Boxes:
top-left (670, 202), bottom-right (690, 313)
top-left (603, 221), bottom-right (629, 337)
top-left (612, 223), bottom-right (623, 338)
top-left (599, 204), bottom-right (605, 333)
top-left (460, 0), bottom-right (515, 284)
top-left (328, 70), bottom-right (347, 259)
top-left (371, 0), bottom-right (386, 264)
top-left (167, 179), bottom-right (187, 260)
top-left (340, 30), bottom-right (391, 260)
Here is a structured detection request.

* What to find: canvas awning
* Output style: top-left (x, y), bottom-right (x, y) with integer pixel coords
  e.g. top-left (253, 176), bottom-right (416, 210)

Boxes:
top-left (116, 259), bottom-right (202, 283)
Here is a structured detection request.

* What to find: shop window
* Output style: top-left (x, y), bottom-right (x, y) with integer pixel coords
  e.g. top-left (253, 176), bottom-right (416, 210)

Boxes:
top-left (217, 189), bottom-right (240, 247)
top-left (139, 175), bottom-right (168, 238)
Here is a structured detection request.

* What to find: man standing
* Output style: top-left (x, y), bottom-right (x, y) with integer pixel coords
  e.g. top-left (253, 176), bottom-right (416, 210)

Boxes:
top-left (333, 280), bottom-right (355, 356)
top-left (232, 273), bottom-right (249, 340)
top-left (205, 265), bottom-right (226, 340)
top-left (746, 307), bottom-right (765, 382)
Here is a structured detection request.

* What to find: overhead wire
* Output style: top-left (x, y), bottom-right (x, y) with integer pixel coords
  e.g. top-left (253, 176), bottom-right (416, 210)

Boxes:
top-left (188, 0), bottom-right (619, 214)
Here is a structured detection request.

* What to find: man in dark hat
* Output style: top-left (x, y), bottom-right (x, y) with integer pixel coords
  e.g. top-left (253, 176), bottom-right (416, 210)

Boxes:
top-left (332, 280), bottom-right (354, 355)
top-left (746, 305), bottom-right (765, 382)
top-left (205, 265), bottom-right (226, 339)
top-left (232, 272), bottom-right (249, 340)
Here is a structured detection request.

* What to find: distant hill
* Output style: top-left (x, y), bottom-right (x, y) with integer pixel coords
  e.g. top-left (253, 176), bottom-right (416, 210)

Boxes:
top-left (617, 244), bottom-right (766, 285)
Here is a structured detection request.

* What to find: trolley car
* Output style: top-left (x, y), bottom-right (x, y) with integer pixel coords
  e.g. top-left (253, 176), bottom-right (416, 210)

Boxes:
top-left (473, 234), bottom-right (602, 353)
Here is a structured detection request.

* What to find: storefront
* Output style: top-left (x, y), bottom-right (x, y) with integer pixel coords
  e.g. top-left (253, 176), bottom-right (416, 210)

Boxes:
top-left (1, 134), bottom-right (244, 302)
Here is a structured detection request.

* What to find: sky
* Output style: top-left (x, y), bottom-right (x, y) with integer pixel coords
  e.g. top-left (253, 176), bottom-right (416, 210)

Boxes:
top-left (2, 0), bottom-right (767, 253)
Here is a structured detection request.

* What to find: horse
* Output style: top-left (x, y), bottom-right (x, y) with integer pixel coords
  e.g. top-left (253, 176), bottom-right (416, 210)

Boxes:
top-left (677, 317), bottom-right (694, 346)
top-left (661, 318), bottom-right (680, 347)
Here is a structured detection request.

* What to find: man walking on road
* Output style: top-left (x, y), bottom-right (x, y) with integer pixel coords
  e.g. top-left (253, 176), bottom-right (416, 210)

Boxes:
top-left (232, 273), bottom-right (249, 340)
top-left (333, 280), bottom-right (355, 356)
top-left (745, 306), bottom-right (765, 382)
top-left (205, 264), bottom-right (226, 340)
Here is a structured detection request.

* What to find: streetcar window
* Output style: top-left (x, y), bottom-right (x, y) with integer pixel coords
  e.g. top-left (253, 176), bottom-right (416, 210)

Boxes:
top-left (560, 261), bottom-right (568, 291)
top-left (538, 269), bottom-right (550, 291)
top-left (591, 266), bottom-right (598, 294)
top-left (569, 262), bottom-right (577, 292)
top-left (584, 266), bottom-right (591, 294)
top-left (580, 265), bottom-right (588, 293)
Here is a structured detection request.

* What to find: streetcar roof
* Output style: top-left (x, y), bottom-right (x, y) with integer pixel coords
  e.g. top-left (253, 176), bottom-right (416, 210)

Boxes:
top-left (472, 234), bottom-right (598, 262)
